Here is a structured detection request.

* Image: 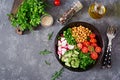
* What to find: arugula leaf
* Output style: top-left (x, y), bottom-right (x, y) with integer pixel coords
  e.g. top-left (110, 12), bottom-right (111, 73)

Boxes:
top-left (51, 67), bottom-right (64, 80)
top-left (39, 49), bottom-right (52, 55)
top-left (45, 60), bottom-right (51, 65)
top-left (48, 32), bottom-right (54, 40)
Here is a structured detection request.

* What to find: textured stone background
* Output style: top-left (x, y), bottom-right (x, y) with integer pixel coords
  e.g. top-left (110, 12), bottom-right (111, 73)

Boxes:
top-left (0, 0), bottom-right (120, 80)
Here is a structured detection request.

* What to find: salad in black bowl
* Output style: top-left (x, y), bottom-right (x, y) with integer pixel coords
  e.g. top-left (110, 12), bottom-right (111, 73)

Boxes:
top-left (54, 22), bottom-right (103, 71)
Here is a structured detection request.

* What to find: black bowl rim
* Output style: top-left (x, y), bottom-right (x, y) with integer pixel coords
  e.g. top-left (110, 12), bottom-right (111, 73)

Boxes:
top-left (54, 21), bottom-right (104, 72)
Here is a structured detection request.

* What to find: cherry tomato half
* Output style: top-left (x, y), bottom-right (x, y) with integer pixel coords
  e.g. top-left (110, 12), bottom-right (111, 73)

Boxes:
top-left (89, 33), bottom-right (96, 39)
top-left (77, 43), bottom-right (83, 49)
top-left (90, 38), bottom-right (97, 43)
top-left (83, 41), bottom-right (90, 46)
top-left (95, 46), bottom-right (102, 53)
top-left (90, 52), bottom-right (98, 60)
top-left (82, 46), bottom-right (88, 53)
top-left (91, 43), bottom-right (98, 47)
top-left (88, 46), bottom-right (94, 52)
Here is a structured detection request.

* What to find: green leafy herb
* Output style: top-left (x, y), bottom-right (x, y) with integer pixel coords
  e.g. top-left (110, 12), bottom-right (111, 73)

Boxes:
top-left (51, 67), bottom-right (64, 80)
top-left (79, 51), bottom-right (95, 70)
top-left (39, 49), bottom-right (52, 55)
top-left (48, 32), bottom-right (54, 40)
top-left (45, 60), bottom-right (51, 65)
top-left (9, 0), bottom-right (48, 32)
top-left (63, 28), bottom-right (76, 45)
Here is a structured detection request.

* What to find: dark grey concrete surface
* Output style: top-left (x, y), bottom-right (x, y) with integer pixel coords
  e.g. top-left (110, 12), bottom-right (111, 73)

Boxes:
top-left (0, 0), bottom-right (120, 80)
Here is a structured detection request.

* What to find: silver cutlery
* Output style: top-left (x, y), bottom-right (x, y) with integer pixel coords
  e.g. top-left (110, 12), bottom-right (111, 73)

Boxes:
top-left (101, 26), bottom-right (117, 68)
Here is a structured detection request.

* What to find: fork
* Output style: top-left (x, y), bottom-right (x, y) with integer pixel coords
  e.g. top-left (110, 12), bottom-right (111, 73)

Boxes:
top-left (101, 26), bottom-right (116, 68)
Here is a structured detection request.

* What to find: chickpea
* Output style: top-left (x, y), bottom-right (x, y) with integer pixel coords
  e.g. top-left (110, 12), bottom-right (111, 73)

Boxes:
top-left (71, 25), bottom-right (91, 43)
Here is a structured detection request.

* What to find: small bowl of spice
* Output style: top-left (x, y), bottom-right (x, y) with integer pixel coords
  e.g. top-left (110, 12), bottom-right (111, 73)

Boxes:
top-left (41, 14), bottom-right (54, 27)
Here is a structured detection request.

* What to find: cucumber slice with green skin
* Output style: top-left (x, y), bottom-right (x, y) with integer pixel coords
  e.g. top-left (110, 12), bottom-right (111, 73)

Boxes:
top-left (71, 58), bottom-right (80, 68)
top-left (72, 54), bottom-right (78, 58)
top-left (61, 57), bottom-right (67, 62)
top-left (61, 49), bottom-right (80, 68)
top-left (62, 57), bottom-right (72, 63)
top-left (65, 62), bottom-right (71, 67)
top-left (64, 51), bottom-right (73, 57)
top-left (61, 53), bottom-right (72, 62)
top-left (74, 50), bottom-right (79, 54)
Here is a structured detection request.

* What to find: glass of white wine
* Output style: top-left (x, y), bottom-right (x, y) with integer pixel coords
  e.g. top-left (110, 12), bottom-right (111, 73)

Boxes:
top-left (88, 2), bottom-right (106, 19)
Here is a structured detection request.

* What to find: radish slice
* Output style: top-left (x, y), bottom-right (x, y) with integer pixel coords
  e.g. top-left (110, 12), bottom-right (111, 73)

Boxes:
top-left (65, 44), bottom-right (69, 50)
top-left (61, 46), bottom-right (68, 49)
top-left (58, 51), bottom-right (62, 55)
top-left (61, 48), bottom-right (67, 55)
top-left (61, 37), bottom-right (65, 41)
top-left (58, 40), bottom-right (62, 46)
top-left (58, 51), bottom-right (62, 59)
top-left (61, 48), bottom-right (67, 51)
top-left (61, 40), bottom-right (67, 46)
top-left (58, 46), bottom-right (62, 51)
top-left (58, 54), bottom-right (62, 59)
top-left (57, 36), bottom-right (75, 56)
top-left (68, 45), bottom-right (74, 49)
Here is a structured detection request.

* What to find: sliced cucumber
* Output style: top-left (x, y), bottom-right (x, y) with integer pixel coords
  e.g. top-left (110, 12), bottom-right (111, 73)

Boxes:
top-left (61, 49), bottom-right (80, 68)
top-left (74, 50), bottom-right (79, 54)
top-left (71, 58), bottom-right (80, 68)
top-left (65, 62), bottom-right (71, 67)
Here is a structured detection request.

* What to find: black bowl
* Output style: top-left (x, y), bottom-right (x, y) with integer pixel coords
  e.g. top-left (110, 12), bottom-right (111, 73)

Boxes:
top-left (54, 21), bottom-right (103, 72)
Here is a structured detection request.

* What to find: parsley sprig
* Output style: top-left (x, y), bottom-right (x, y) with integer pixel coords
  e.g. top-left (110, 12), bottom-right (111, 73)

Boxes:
top-left (39, 49), bottom-right (52, 55)
top-left (45, 60), bottom-right (51, 65)
top-left (48, 32), bottom-right (54, 40)
top-left (51, 67), bottom-right (64, 80)
top-left (9, 0), bottom-right (48, 32)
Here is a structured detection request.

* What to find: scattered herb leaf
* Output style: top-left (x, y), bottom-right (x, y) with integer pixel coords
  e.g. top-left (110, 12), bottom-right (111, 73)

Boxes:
top-left (45, 60), bottom-right (51, 65)
top-left (39, 49), bottom-right (52, 55)
top-left (51, 67), bottom-right (64, 80)
top-left (48, 32), bottom-right (54, 40)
